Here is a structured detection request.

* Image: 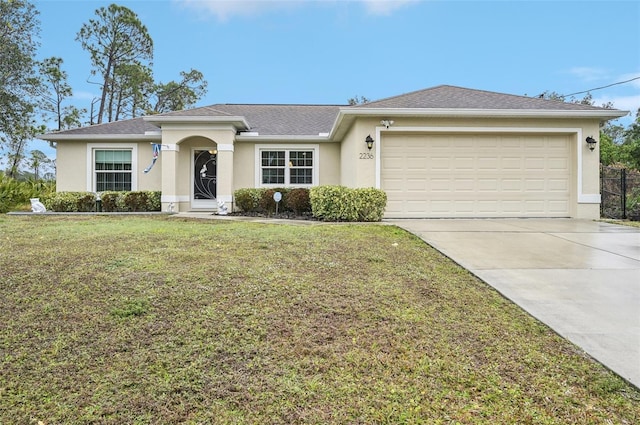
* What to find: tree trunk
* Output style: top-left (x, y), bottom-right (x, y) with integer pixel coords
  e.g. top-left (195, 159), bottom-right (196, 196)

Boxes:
top-left (97, 56), bottom-right (114, 124)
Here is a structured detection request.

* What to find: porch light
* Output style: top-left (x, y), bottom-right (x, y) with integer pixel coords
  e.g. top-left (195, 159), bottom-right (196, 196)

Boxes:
top-left (209, 149), bottom-right (218, 155)
top-left (586, 136), bottom-right (597, 151)
top-left (365, 135), bottom-right (374, 150)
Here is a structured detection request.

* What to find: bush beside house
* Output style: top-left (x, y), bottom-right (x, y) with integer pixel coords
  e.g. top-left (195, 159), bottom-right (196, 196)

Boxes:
top-left (100, 191), bottom-right (161, 212)
top-left (43, 191), bottom-right (161, 212)
top-left (44, 192), bottom-right (97, 212)
top-left (309, 186), bottom-right (387, 222)
top-left (233, 186), bottom-right (387, 222)
top-left (234, 188), bottom-right (310, 216)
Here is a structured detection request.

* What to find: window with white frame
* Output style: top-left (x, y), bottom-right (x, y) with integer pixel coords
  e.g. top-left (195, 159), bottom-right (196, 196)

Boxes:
top-left (259, 148), bottom-right (315, 186)
top-left (95, 149), bottom-right (132, 191)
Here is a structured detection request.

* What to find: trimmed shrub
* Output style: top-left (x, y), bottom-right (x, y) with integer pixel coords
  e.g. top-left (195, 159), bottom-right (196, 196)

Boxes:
top-left (44, 192), bottom-right (96, 212)
top-left (310, 185), bottom-right (387, 222)
top-left (100, 191), bottom-right (162, 212)
top-left (100, 191), bottom-right (120, 212)
top-left (234, 188), bottom-right (265, 212)
top-left (284, 188), bottom-right (311, 215)
top-left (260, 188), bottom-right (288, 214)
top-left (145, 191), bottom-right (161, 211)
top-left (353, 187), bottom-right (387, 222)
top-left (122, 191), bottom-right (148, 212)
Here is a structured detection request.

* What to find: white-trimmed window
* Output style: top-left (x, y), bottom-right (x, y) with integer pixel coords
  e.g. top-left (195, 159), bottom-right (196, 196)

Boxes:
top-left (87, 144), bottom-right (138, 192)
top-left (256, 145), bottom-right (318, 187)
top-left (95, 149), bottom-right (132, 191)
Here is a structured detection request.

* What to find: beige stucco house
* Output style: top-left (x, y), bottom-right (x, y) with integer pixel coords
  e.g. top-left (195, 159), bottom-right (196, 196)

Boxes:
top-left (39, 85), bottom-right (627, 218)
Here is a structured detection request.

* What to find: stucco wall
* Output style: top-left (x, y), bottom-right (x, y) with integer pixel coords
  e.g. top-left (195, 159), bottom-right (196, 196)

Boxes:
top-left (318, 143), bottom-right (341, 186)
top-left (340, 117), bottom-right (384, 188)
top-left (56, 140), bottom-right (161, 192)
top-left (138, 142), bottom-right (162, 191)
top-left (233, 142), bottom-right (255, 190)
top-left (232, 140), bottom-right (341, 191)
top-left (56, 141), bottom-right (87, 192)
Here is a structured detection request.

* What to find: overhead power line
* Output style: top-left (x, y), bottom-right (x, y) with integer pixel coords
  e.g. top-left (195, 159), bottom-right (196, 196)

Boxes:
top-left (561, 75), bottom-right (640, 97)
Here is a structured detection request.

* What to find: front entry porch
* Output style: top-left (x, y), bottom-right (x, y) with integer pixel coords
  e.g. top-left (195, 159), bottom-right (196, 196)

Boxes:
top-left (159, 131), bottom-right (235, 213)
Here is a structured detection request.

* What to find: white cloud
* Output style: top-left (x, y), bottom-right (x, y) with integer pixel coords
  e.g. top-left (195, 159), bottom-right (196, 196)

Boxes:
top-left (73, 91), bottom-right (98, 101)
top-left (567, 67), bottom-right (609, 82)
top-left (593, 94), bottom-right (640, 115)
top-left (174, 0), bottom-right (420, 21)
top-left (360, 0), bottom-right (419, 16)
top-left (175, 0), bottom-right (300, 21)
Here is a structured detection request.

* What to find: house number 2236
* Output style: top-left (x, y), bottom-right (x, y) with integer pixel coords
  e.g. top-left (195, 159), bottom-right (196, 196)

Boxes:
top-left (359, 153), bottom-right (374, 159)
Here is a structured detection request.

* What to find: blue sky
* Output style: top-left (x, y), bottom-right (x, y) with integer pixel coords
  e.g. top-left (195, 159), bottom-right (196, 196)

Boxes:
top-left (27, 0), bottom-right (640, 160)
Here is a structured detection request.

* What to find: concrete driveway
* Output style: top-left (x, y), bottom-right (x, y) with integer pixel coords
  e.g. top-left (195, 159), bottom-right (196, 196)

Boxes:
top-left (387, 218), bottom-right (640, 388)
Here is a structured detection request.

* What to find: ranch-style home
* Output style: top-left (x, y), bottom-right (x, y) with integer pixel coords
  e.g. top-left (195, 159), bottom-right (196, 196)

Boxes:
top-left (39, 85), bottom-right (627, 219)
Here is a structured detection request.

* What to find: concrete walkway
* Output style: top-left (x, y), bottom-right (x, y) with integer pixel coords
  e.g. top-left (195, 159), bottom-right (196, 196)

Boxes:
top-left (388, 218), bottom-right (640, 388)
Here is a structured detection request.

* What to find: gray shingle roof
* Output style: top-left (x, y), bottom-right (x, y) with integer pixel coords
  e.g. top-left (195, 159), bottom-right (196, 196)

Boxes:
top-left (173, 104), bottom-right (343, 135)
top-left (43, 117), bottom-right (157, 136)
top-left (39, 85), bottom-right (621, 139)
top-left (354, 85), bottom-right (607, 111)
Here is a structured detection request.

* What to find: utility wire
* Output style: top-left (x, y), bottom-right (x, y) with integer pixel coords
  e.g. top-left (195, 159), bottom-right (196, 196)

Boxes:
top-left (561, 76), bottom-right (640, 97)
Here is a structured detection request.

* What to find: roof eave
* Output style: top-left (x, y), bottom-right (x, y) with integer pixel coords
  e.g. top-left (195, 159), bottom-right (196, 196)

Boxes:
top-left (36, 134), bottom-right (161, 142)
top-left (340, 107), bottom-right (629, 119)
top-left (143, 115), bottom-right (250, 130)
top-left (329, 108), bottom-right (629, 140)
top-left (236, 134), bottom-right (331, 142)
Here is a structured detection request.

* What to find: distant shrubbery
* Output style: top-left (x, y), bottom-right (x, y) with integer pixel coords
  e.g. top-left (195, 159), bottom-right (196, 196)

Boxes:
top-left (233, 186), bottom-right (387, 222)
top-left (0, 173), bottom-right (56, 213)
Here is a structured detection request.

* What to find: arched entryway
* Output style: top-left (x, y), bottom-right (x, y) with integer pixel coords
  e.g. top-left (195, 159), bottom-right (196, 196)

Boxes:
top-left (159, 127), bottom-right (235, 213)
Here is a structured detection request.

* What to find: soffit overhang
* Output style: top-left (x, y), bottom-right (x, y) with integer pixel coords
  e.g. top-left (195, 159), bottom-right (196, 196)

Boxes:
top-left (143, 115), bottom-right (250, 131)
top-left (329, 108), bottom-right (629, 141)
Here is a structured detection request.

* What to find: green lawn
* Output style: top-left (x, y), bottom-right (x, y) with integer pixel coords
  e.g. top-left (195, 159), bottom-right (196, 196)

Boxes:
top-left (1, 215), bottom-right (638, 424)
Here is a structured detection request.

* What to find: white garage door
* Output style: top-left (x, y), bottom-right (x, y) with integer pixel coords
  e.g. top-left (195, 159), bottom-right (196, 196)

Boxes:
top-left (382, 133), bottom-right (571, 218)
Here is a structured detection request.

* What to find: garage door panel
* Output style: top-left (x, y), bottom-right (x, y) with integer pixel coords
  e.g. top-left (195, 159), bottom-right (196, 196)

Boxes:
top-left (406, 157), bottom-right (427, 170)
top-left (455, 157), bottom-right (475, 170)
top-left (478, 157), bottom-right (500, 170)
top-left (549, 200), bottom-right (569, 214)
top-left (454, 179), bottom-right (475, 192)
top-left (478, 178), bottom-right (499, 191)
top-left (525, 179), bottom-right (545, 191)
top-left (548, 178), bottom-right (569, 191)
top-left (501, 157), bottom-right (522, 169)
top-left (381, 133), bottom-right (571, 218)
top-left (525, 157), bottom-right (546, 170)
top-left (406, 178), bottom-right (427, 191)
top-left (548, 157), bottom-right (569, 170)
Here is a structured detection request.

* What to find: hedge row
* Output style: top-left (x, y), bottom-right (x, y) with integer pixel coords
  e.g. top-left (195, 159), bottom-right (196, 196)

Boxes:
top-left (43, 191), bottom-right (161, 212)
top-left (234, 188), bottom-right (311, 216)
top-left (100, 191), bottom-right (161, 212)
top-left (233, 186), bottom-right (387, 222)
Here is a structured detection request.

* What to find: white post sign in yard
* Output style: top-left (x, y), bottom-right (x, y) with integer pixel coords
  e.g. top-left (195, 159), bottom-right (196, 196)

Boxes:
top-left (273, 191), bottom-right (282, 216)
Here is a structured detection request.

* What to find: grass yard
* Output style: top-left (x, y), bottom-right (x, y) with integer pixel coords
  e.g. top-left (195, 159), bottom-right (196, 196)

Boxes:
top-left (1, 215), bottom-right (638, 424)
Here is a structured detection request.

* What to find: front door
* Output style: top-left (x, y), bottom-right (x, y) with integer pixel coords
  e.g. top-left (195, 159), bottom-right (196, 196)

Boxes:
top-left (192, 149), bottom-right (217, 209)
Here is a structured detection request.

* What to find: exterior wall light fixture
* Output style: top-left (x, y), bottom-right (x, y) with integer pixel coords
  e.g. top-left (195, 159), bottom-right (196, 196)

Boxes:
top-left (586, 136), bottom-right (597, 151)
top-left (365, 135), bottom-right (374, 150)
